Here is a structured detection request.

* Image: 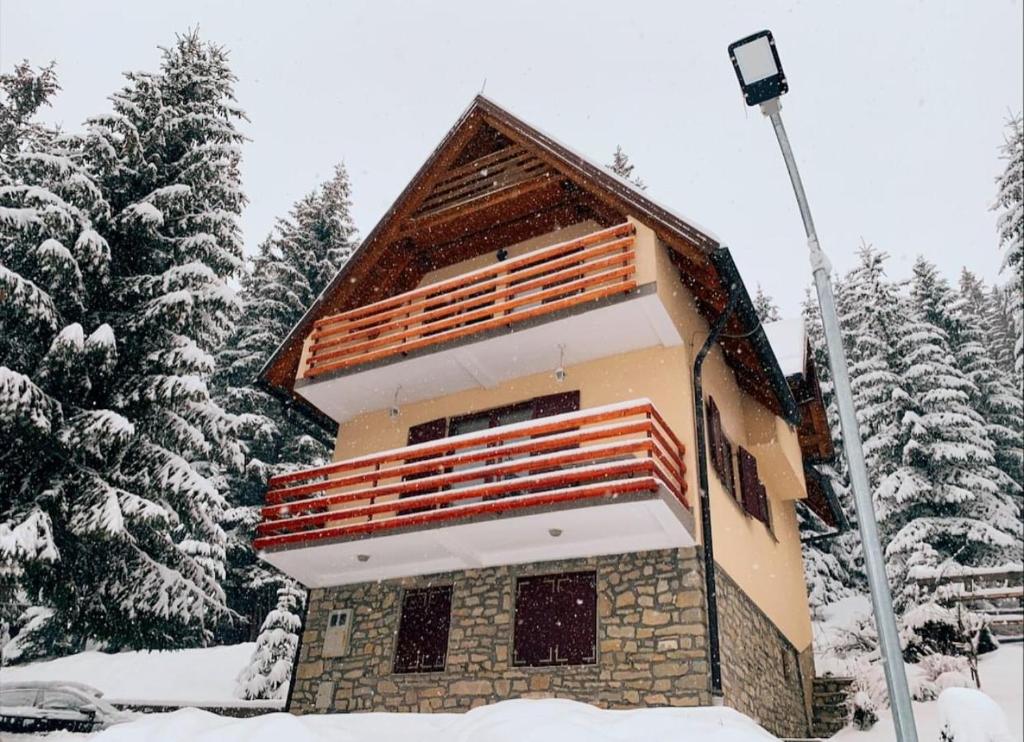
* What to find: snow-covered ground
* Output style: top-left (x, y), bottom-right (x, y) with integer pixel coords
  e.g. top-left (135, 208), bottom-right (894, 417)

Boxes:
top-left (834, 644), bottom-right (1023, 742)
top-left (23, 698), bottom-right (777, 742)
top-left (1, 642), bottom-right (277, 708)
top-left (4, 641), bottom-right (1019, 740)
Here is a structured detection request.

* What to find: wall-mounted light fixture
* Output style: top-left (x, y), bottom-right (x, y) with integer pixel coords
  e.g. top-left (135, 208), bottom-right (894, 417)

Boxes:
top-left (388, 386), bottom-right (402, 420)
top-left (554, 345), bottom-right (567, 383)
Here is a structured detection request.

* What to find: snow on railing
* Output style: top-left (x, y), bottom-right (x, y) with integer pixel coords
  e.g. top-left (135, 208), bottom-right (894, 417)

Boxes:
top-left (300, 222), bottom-right (637, 378)
top-left (254, 399), bottom-right (687, 551)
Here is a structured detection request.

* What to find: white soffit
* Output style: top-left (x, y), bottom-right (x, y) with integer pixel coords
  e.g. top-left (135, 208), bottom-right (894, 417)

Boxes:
top-left (259, 488), bottom-right (696, 588)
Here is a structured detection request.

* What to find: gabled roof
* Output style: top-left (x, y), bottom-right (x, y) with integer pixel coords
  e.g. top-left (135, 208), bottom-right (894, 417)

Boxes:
top-left (258, 95), bottom-right (799, 427)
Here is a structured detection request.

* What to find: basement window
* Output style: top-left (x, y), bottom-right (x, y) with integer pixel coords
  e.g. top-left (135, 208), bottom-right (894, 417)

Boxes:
top-left (513, 571), bottom-right (597, 667)
top-left (393, 585), bottom-right (453, 673)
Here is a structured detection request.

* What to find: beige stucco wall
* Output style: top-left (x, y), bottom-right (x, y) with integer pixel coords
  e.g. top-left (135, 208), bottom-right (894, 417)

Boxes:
top-left (417, 220), bottom-right (603, 288)
top-left (328, 218), bottom-right (813, 650)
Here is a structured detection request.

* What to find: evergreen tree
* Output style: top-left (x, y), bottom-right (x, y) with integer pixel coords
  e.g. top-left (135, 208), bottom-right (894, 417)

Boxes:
top-left (839, 247), bottom-right (918, 513)
top-left (956, 271), bottom-right (1023, 496)
top-left (882, 258), bottom-right (1020, 608)
top-left (753, 285), bottom-right (782, 323)
top-left (0, 62), bottom-right (121, 660)
top-left (76, 31), bottom-right (248, 650)
top-left (984, 283), bottom-right (1020, 374)
top-left (799, 286), bottom-right (863, 609)
top-left (2, 33), bottom-right (249, 660)
top-left (214, 164), bottom-right (356, 639)
top-left (993, 115), bottom-right (1023, 376)
top-left (607, 145), bottom-right (646, 191)
top-left (234, 583), bottom-right (304, 700)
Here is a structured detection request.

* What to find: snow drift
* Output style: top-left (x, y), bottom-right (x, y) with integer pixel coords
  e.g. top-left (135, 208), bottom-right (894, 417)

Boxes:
top-left (81, 698), bottom-right (777, 742)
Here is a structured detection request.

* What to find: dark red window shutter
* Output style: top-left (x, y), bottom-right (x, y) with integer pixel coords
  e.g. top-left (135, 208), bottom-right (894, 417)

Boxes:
top-left (737, 446), bottom-right (770, 525)
top-left (705, 397), bottom-right (720, 469)
top-left (513, 571), bottom-right (596, 667)
top-left (707, 397), bottom-right (736, 497)
top-left (738, 446), bottom-right (759, 517)
top-left (757, 481), bottom-right (770, 526)
top-left (722, 435), bottom-right (736, 499)
top-left (393, 585), bottom-right (453, 673)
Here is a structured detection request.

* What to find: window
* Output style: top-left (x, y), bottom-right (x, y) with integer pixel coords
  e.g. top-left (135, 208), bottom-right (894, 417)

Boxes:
top-left (513, 571), bottom-right (597, 667)
top-left (401, 392), bottom-right (581, 512)
top-left (705, 397), bottom-right (736, 498)
top-left (737, 446), bottom-right (771, 527)
top-left (393, 585), bottom-right (453, 673)
top-left (0, 688), bottom-right (40, 707)
top-left (400, 417), bottom-right (449, 515)
top-left (39, 690), bottom-right (87, 711)
top-left (447, 391), bottom-right (580, 434)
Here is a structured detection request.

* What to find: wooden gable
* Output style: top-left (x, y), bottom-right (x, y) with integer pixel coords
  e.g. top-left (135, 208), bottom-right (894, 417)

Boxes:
top-left (258, 96), bottom-right (798, 427)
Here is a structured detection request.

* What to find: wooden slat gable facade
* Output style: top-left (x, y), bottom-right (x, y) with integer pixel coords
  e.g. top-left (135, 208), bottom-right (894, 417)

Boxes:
top-left (257, 95), bottom-right (798, 427)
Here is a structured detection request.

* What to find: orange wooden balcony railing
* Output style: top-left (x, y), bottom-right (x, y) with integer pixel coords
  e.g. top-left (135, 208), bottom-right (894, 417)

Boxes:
top-left (253, 399), bottom-right (688, 552)
top-left (301, 222), bottom-right (638, 379)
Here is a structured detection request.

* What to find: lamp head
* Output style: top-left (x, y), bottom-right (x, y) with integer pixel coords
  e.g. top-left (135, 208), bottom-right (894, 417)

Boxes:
top-left (728, 30), bottom-right (788, 106)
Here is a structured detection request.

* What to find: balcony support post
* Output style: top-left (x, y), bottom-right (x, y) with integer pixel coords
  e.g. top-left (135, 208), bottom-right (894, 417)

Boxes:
top-left (691, 271), bottom-right (741, 704)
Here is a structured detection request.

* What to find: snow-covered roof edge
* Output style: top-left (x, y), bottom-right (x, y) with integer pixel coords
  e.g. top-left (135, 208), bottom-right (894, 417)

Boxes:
top-left (762, 319), bottom-right (807, 378)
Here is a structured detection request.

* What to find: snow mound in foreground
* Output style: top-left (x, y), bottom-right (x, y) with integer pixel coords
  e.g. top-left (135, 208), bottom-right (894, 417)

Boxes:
top-left (86, 698), bottom-right (777, 742)
top-left (938, 688), bottom-right (1015, 742)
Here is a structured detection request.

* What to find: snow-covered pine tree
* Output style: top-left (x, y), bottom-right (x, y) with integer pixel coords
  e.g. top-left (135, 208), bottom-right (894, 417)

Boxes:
top-left (882, 258), bottom-right (1021, 609)
top-left (214, 164), bottom-right (356, 639)
top-left (234, 582), bottom-right (305, 700)
top-left (607, 145), bottom-right (646, 190)
top-left (956, 270), bottom-right (1023, 496)
top-left (753, 285), bottom-right (782, 323)
top-left (984, 283), bottom-right (1020, 375)
top-left (799, 285), bottom-right (862, 610)
top-left (0, 62), bottom-right (125, 661)
top-left (56, 31), bottom-right (247, 650)
top-left (993, 115), bottom-right (1022, 376)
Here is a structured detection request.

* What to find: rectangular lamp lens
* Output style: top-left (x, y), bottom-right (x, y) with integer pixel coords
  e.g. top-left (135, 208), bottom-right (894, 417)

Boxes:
top-left (734, 36), bottom-right (777, 85)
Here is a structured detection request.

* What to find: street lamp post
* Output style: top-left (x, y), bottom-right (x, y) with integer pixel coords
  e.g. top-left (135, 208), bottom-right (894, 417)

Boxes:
top-left (727, 30), bottom-right (919, 742)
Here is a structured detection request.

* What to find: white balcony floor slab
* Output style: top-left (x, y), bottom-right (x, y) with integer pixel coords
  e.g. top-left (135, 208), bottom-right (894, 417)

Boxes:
top-left (295, 287), bottom-right (680, 424)
top-left (259, 486), bottom-right (695, 588)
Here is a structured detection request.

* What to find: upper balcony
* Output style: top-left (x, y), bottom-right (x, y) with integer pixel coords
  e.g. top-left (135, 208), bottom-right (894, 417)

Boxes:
top-left (255, 399), bottom-right (694, 587)
top-left (294, 222), bottom-right (683, 423)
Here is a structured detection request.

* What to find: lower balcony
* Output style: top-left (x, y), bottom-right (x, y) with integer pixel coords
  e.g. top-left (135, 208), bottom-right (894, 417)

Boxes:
top-left (255, 400), bottom-right (695, 587)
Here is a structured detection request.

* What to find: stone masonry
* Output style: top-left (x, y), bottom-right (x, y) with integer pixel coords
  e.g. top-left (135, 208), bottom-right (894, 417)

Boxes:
top-left (290, 547), bottom-right (812, 738)
top-left (716, 567), bottom-right (815, 737)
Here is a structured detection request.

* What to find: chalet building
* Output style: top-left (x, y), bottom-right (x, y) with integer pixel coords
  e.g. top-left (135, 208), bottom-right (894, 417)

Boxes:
top-left (255, 96), bottom-right (843, 738)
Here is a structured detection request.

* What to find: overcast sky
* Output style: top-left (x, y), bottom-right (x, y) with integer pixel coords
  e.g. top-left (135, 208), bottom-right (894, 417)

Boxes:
top-left (3, 0), bottom-right (1022, 315)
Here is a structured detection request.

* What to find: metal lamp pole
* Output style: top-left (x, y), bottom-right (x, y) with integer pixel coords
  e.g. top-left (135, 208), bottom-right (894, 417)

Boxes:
top-left (727, 31), bottom-right (919, 742)
top-left (762, 97), bottom-right (918, 742)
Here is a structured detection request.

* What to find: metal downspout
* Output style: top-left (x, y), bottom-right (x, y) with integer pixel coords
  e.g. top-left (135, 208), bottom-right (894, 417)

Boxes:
top-left (692, 275), bottom-right (742, 702)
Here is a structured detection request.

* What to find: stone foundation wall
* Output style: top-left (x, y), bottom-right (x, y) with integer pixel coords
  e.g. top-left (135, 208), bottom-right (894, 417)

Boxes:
top-left (291, 548), bottom-right (711, 714)
top-left (717, 568), bottom-right (814, 737)
top-left (290, 547), bottom-right (812, 738)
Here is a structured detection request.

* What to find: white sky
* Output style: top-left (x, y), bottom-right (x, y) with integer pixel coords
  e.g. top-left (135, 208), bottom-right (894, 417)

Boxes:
top-left (3, 0), bottom-right (1022, 316)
